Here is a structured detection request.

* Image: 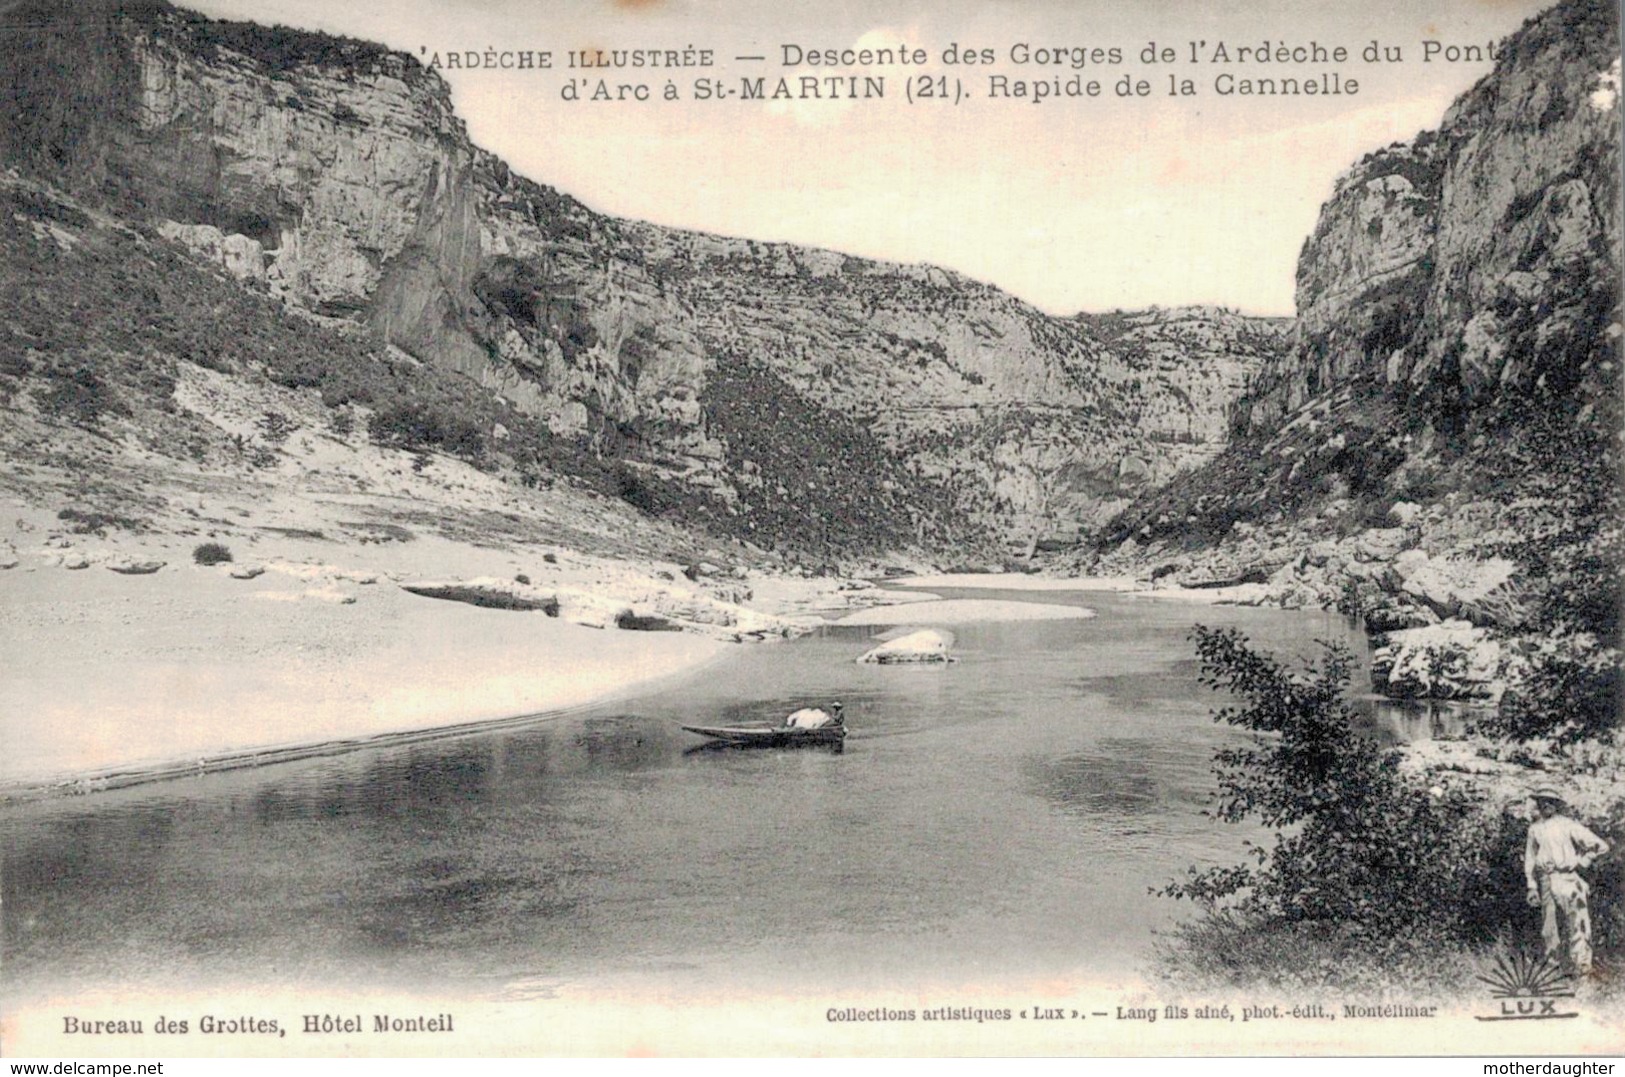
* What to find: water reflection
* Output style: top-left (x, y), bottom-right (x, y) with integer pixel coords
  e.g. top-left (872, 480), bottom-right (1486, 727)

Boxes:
top-left (1358, 696), bottom-right (1476, 743)
top-left (1025, 740), bottom-right (1211, 819)
top-left (3, 589), bottom-right (1384, 999)
top-left (1028, 753), bottom-right (1162, 815)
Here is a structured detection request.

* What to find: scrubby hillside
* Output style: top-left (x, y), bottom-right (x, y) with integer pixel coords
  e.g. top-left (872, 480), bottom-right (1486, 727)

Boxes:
top-left (1083, 0), bottom-right (1620, 734)
top-left (0, 174), bottom-right (718, 563)
top-left (0, 0), bottom-right (1284, 562)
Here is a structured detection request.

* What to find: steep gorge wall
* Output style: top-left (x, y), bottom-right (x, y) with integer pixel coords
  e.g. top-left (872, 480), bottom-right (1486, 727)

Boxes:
top-left (634, 227), bottom-right (1285, 540)
top-left (1090, 0), bottom-right (1620, 670)
top-left (1238, 0), bottom-right (1619, 435)
top-left (0, 0), bottom-right (1285, 553)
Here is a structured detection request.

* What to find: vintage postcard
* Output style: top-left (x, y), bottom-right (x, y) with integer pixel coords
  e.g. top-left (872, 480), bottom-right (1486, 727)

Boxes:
top-left (0, 0), bottom-right (1620, 1060)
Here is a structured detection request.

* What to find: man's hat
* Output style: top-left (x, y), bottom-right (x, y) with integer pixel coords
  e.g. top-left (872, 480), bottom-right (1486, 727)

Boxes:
top-left (831, 700), bottom-right (844, 709)
top-left (1531, 787), bottom-right (1566, 804)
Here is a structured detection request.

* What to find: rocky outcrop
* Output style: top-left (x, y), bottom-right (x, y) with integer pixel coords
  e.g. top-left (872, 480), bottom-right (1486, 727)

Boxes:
top-left (156, 222), bottom-right (267, 285)
top-left (1239, 143), bottom-right (1440, 433)
top-left (401, 579), bottom-right (559, 614)
top-left (1370, 620), bottom-right (1508, 702)
top-left (1411, 11), bottom-right (1620, 402)
top-left (1092, 486), bottom-right (1547, 625)
top-left (1091, 0), bottom-right (1620, 679)
top-left (106, 559), bottom-right (165, 575)
top-left (0, 1), bottom-right (1283, 556)
top-left (399, 574), bottom-right (800, 640)
top-left (1384, 551), bottom-right (1522, 625)
top-left (857, 628), bottom-right (954, 664)
top-left (1237, 0), bottom-right (1619, 432)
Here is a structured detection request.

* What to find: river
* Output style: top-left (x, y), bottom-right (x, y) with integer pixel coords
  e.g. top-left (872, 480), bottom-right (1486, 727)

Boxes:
top-left (3, 585), bottom-right (1420, 1002)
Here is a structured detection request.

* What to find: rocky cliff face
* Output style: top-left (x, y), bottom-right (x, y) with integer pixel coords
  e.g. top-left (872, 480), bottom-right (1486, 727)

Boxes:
top-left (0, 0), bottom-right (1283, 557)
top-left (1087, 0), bottom-right (1619, 717)
top-left (632, 229), bottom-right (1284, 545)
top-left (1238, 0), bottom-right (1619, 434)
top-left (1237, 142), bottom-right (1441, 433)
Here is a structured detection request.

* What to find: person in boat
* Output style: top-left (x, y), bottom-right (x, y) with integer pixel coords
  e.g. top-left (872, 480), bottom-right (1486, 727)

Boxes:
top-left (1524, 786), bottom-right (1610, 976)
top-left (785, 701), bottom-right (844, 729)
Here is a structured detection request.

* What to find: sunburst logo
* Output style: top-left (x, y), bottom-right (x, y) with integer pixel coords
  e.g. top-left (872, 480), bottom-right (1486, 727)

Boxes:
top-left (1474, 950), bottom-right (1579, 1022)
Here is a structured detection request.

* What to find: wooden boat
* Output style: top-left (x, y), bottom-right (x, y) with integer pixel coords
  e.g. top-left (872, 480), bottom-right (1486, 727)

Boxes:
top-left (681, 721), bottom-right (847, 747)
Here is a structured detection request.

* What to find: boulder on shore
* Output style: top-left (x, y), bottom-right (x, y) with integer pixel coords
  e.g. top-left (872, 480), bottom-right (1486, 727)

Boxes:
top-left (107, 559), bottom-right (165, 575)
top-left (401, 578), bottom-right (560, 615)
top-left (1370, 619), bottom-right (1505, 702)
top-left (1391, 551), bottom-right (1521, 626)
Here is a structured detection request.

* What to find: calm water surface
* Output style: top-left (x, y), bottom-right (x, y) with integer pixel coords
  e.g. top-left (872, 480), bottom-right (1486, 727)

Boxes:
top-left (4, 588), bottom-right (1400, 1000)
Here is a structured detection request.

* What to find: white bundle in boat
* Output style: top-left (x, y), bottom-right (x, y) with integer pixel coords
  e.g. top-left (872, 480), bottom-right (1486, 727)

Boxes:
top-left (785, 707), bottom-right (836, 728)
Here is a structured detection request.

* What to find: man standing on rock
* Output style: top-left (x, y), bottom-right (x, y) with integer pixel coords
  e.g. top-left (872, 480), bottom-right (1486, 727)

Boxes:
top-left (1524, 787), bottom-right (1610, 976)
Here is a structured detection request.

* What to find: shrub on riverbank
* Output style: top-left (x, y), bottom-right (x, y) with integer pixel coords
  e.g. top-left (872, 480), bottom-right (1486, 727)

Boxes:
top-left (1153, 913), bottom-right (1487, 994)
top-left (192, 542), bottom-right (233, 566)
top-left (1157, 626), bottom-right (1538, 988)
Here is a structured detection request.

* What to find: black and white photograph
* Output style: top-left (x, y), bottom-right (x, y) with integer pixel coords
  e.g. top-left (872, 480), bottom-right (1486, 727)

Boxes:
top-left (0, 0), bottom-right (1620, 1059)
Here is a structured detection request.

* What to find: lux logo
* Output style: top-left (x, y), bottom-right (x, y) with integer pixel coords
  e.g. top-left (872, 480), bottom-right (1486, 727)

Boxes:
top-left (1475, 951), bottom-right (1579, 1022)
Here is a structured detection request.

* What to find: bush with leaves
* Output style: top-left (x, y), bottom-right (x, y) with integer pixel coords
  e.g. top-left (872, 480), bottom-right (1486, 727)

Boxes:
top-left (256, 410), bottom-right (298, 446)
top-left (1491, 631), bottom-right (1619, 746)
top-left (57, 507), bottom-right (143, 535)
top-left (192, 542), bottom-right (233, 566)
top-left (1162, 626), bottom-right (1525, 959)
top-left (1473, 408), bottom-right (1624, 745)
top-left (37, 364), bottom-right (126, 427)
top-left (367, 400), bottom-right (486, 460)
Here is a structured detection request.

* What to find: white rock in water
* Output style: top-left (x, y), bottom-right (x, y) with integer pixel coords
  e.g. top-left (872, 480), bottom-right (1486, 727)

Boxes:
top-left (857, 628), bottom-right (954, 664)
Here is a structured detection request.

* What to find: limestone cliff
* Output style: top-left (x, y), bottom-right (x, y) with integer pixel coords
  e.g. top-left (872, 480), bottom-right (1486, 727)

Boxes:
top-left (1238, 0), bottom-right (1618, 434)
top-left (1088, 0), bottom-right (1620, 723)
top-left (0, 0), bottom-right (1283, 557)
top-left (1237, 141), bottom-right (1442, 433)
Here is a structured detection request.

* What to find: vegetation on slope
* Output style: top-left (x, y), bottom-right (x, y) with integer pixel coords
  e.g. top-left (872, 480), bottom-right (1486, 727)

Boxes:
top-left (699, 355), bottom-right (974, 563)
top-left (0, 178), bottom-right (971, 564)
top-left (1159, 627), bottom-right (1622, 990)
top-left (0, 178), bottom-right (742, 544)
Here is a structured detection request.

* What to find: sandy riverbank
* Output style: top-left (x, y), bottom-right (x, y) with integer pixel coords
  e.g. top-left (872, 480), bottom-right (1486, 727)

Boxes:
top-left (0, 355), bottom-right (955, 793)
top-left (898, 571), bottom-right (1274, 606)
top-left (839, 597), bottom-right (1097, 626)
top-left (1, 564), bottom-right (731, 790)
top-left (0, 494), bottom-right (870, 793)
top-left (0, 563), bottom-right (1113, 792)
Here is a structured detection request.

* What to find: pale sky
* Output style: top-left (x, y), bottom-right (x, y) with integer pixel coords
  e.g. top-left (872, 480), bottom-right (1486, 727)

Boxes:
top-left (186, 0), bottom-right (1556, 315)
